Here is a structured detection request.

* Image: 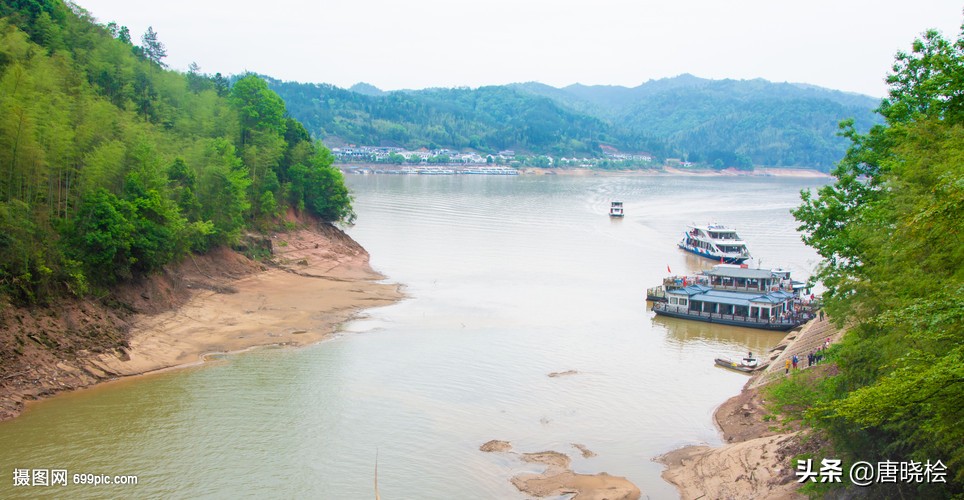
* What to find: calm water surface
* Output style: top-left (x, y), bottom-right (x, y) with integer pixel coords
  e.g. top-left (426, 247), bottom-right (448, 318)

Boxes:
top-left (0, 174), bottom-right (829, 499)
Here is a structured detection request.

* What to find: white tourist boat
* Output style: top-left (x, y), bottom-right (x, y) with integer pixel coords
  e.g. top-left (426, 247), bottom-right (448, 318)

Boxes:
top-left (609, 201), bottom-right (625, 218)
top-left (678, 223), bottom-right (750, 264)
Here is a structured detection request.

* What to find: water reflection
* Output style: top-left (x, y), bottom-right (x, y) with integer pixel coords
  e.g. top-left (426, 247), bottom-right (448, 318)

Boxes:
top-left (652, 313), bottom-right (782, 354)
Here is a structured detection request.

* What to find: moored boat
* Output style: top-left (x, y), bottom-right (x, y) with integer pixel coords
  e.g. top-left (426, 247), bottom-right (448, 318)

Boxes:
top-left (609, 201), bottom-right (624, 217)
top-left (714, 356), bottom-right (761, 373)
top-left (678, 224), bottom-right (750, 264)
top-left (651, 264), bottom-right (814, 331)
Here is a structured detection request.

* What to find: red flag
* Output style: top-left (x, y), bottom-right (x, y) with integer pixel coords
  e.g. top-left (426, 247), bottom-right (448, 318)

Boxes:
top-left (667, 265), bottom-right (671, 274)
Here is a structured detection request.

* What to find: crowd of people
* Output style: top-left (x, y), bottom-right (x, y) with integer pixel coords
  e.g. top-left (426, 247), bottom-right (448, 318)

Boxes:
top-left (784, 337), bottom-right (833, 375)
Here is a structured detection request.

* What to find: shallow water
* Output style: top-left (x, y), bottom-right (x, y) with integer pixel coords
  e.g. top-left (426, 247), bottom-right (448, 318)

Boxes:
top-left (0, 174), bottom-right (828, 499)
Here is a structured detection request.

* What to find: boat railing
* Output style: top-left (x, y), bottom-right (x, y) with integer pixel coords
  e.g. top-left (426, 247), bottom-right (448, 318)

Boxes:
top-left (663, 276), bottom-right (710, 287)
top-left (652, 302), bottom-right (808, 325)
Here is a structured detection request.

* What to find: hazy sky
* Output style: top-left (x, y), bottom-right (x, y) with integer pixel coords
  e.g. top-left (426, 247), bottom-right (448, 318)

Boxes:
top-left (74, 0), bottom-right (961, 97)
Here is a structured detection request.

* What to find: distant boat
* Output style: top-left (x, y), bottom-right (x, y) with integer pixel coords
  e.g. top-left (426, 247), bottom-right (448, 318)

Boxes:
top-left (609, 201), bottom-right (625, 218)
top-left (678, 223), bottom-right (750, 264)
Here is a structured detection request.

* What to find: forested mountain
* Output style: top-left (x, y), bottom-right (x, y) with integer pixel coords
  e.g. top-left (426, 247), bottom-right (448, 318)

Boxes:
top-left (0, 1), bottom-right (351, 304)
top-left (269, 75), bottom-right (880, 170)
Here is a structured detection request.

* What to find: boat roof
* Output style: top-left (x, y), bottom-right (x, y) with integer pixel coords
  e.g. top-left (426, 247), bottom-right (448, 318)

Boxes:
top-left (688, 224), bottom-right (738, 232)
top-left (705, 266), bottom-right (776, 280)
top-left (667, 287), bottom-right (795, 306)
top-left (669, 284), bottom-right (713, 296)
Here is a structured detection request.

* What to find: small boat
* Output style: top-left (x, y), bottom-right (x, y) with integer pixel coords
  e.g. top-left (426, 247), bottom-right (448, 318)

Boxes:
top-left (714, 355), bottom-right (760, 373)
top-left (609, 201), bottom-right (624, 217)
top-left (678, 223), bottom-right (750, 264)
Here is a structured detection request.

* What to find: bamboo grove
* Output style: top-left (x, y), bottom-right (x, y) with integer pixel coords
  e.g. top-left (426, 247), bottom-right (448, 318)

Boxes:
top-left (0, 1), bottom-right (353, 304)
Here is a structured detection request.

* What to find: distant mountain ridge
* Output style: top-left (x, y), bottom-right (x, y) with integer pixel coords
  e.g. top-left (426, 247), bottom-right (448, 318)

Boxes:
top-left (510, 74), bottom-right (879, 115)
top-left (508, 75), bottom-right (882, 169)
top-left (267, 75), bottom-right (882, 171)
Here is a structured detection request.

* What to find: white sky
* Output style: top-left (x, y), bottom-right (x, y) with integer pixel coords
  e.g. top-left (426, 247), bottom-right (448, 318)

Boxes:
top-left (73, 0), bottom-right (962, 97)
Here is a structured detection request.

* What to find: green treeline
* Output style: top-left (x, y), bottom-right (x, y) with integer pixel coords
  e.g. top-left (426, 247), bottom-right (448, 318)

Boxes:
top-left (785, 28), bottom-right (964, 496)
top-left (0, 1), bottom-right (352, 305)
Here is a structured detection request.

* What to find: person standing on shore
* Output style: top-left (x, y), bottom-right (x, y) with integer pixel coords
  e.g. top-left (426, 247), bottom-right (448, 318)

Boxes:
top-left (792, 354), bottom-right (798, 369)
top-left (785, 358), bottom-right (791, 375)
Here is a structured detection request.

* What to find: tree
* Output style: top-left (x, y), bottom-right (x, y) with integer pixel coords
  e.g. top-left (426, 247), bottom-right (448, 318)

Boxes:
top-left (117, 25), bottom-right (131, 44)
top-left (213, 72), bottom-right (229, 97)
top-left (140, 26), bottom-right (166, 66)
top-left (67, 189), bottom-right (135, 284)
top-left (288, 147), bottom-right (354, 223)
top-left (230, 74), bottom-right (286, 143)
top-left (791, 25), bottom-right (964, 493)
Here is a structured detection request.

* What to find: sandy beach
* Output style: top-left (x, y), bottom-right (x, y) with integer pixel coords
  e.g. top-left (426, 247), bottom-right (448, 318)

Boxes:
top-left (0, 222), bottom-right (402, 421)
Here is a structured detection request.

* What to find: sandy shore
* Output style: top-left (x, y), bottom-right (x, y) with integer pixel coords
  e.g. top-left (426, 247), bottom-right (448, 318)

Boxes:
top-left (92, 226), bottom-right (401, 377)
top-left (659, 433), bottom-right (803, 499)
top-left (1, 223), bottom-right (402, 420)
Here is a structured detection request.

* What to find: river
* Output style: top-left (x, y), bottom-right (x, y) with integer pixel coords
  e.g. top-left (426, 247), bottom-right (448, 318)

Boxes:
top-left (0, 173), bottom-right (829, 499)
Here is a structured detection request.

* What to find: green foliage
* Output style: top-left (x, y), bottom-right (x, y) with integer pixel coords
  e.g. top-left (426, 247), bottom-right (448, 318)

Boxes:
top-left (196, 139), bottom-right (251, 245)
top-left (765, 363), bottom-right (838, 426)
top-left (288, 148), bottom-right (355, 223)
top-left (67, 189), bottom-right (135, 284)
top-left (231, 74), bottom-right (286, 141)
top-left (0, 200), bottom-right (51, 302)
top-left (0, 3), bottom-right (356, 302)
top-left (791, 25), bottom-right (964, 494)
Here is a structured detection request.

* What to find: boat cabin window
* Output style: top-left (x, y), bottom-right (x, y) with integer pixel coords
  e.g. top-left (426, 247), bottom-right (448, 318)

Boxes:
top-left (670, 297), bottom-right (678, 304)
top-left (679, 298), bottom-right (688, 306)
